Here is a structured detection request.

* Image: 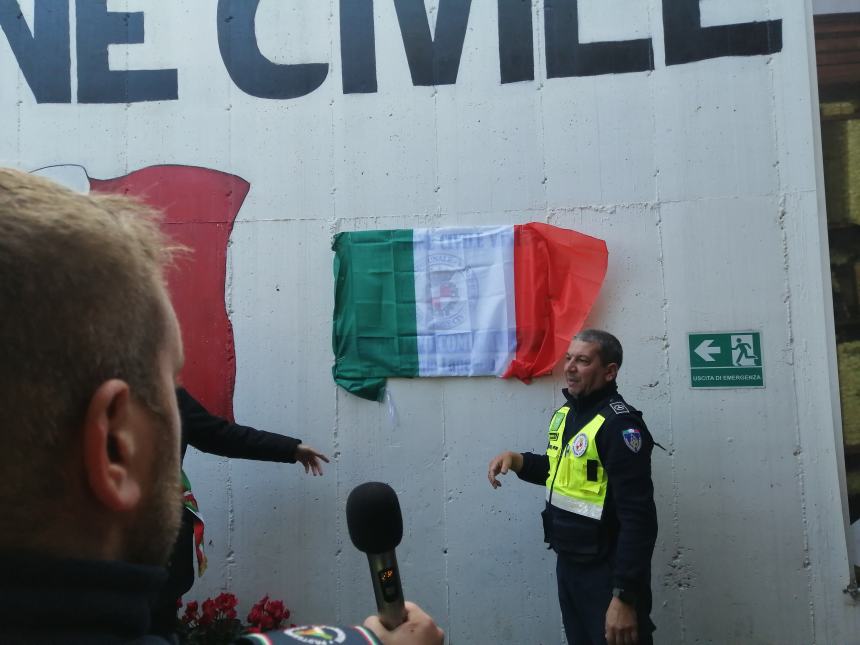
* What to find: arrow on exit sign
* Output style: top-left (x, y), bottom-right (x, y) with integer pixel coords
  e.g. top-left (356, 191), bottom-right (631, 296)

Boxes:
top-left (688, 332), bottom-right (764, 389)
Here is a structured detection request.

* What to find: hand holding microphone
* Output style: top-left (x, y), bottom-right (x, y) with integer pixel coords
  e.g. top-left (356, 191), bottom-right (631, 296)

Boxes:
top-left (346, 482), bottom-right (445, 644)
top-left (363, 601), bottom-right (444, 645)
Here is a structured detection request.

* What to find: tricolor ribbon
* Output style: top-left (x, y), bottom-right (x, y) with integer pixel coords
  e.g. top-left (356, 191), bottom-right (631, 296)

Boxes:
top-left (181, 469), bottom-right (208, 577)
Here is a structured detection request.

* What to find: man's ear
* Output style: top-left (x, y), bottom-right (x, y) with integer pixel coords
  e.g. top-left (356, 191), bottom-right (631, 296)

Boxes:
top-left (82, 380), bottom-right (142, 512)
top-left (605, 362), bottom-right (619, 382)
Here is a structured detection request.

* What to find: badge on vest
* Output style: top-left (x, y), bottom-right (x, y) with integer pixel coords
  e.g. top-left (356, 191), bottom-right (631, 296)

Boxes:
top-left (549, 411), bottom-right (566, 434)
top-left (610, 401), bottom-right (630, 415)
top-left (622, 428), bottom-right (642, 453)
top-left (571, 433), bottom-right (589, 457)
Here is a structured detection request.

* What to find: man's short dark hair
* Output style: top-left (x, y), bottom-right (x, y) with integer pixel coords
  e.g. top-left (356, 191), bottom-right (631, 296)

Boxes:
top-left (574, 329), bottom-right (623, 368)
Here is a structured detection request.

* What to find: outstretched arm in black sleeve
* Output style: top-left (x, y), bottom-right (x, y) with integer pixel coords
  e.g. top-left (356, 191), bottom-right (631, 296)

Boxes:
top-left (177, 387), bottom-right (329, 473)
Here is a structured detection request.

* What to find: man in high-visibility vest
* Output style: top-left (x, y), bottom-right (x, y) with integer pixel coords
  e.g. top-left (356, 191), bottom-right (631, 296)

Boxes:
top-left (488, 329), bottom-right (658, 645)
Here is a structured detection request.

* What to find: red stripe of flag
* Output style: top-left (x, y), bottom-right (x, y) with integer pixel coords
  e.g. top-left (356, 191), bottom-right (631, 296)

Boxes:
top-left (505, 222), bottom-right (608, 381)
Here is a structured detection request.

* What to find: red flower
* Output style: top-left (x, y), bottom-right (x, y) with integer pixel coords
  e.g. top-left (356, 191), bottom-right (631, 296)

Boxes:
top-left (199, 598), bottom-right (218, 626)
top-left (182, 592), bottom-right (292, 638)
top-left (247, 607), bottom-right (262, 625)
top-left (216, 592), bottom-right (238, 612)
top-left (260, 613), bottom-right (275, 631)
top-left (181, 600), bottom-right (199, 625)
top-left (265, 599), bottom-right (285, 620)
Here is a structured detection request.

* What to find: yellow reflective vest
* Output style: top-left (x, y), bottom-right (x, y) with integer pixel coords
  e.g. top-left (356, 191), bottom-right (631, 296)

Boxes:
top-left (545, 406), bottom-right (608, 521)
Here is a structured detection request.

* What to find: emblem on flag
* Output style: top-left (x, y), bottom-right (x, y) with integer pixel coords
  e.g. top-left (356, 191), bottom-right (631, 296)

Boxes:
top-left (622, 428), bottom-right (642, 453)
top-left (426, 253), bottom-right (478, 330)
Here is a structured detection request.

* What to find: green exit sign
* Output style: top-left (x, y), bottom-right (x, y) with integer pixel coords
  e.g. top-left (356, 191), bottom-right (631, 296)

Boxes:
top-left (688, 332), bottom-right (764, 388)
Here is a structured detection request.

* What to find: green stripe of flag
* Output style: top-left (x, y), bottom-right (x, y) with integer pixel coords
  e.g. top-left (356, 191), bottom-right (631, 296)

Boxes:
top-left (332, 229), bottom-right (418, 400)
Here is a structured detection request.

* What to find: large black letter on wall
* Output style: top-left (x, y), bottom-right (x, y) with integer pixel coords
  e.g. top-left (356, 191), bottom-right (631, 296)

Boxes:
top-left (218, 0), bottom-right (328, 100)
top-left (340, 0), bottom-right (376, 93)
top-left (393, 0), bottom-right (472, 86)
top-left (544, 0), bottom-right (653, 78)
top-left (76, 0), bottom-right (177, 103)
top-left (663, 0), bottom-right (782, 66)
top-left (0, 0), bottom-right (70, 103)
top-left (498, 0), bottom-right (533, 83)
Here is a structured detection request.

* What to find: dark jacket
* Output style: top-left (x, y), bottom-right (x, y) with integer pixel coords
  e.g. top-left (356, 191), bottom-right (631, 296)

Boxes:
top-left (0, 553), bottom-right (170, 644)
top-left (518, 382), bottom-right (658, 592)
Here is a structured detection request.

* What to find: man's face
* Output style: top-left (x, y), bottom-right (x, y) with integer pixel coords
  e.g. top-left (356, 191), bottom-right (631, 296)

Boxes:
top-left (563, 339), bottom-right (617, 399)
top-left (125, 295), bottom-right (184, 566)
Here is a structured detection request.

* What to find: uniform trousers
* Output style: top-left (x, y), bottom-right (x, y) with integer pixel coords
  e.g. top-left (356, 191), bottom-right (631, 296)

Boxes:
top-left (556, 554), bottom-right (654, 645)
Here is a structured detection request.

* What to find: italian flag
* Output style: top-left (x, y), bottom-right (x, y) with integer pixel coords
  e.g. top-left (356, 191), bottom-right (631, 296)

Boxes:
top-left (332, 223), bottom-right (608, 401)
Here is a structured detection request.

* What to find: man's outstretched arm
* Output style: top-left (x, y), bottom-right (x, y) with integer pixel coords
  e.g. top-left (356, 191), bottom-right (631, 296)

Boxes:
top-left (178, 387), bottom-right (328, 473)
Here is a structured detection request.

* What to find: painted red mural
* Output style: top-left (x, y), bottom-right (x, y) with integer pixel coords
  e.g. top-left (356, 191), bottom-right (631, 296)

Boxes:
top-left (88, 165), bottom-right (250, 420)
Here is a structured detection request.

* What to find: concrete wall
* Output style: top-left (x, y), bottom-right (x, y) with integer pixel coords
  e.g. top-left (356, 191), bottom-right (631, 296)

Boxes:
top-left (2, 0), bottom-right (858, 642)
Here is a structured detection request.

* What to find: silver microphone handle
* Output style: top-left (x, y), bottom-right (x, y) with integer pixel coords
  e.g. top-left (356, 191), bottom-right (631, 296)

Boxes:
top-left (367, 551), bottom-right (406, 629)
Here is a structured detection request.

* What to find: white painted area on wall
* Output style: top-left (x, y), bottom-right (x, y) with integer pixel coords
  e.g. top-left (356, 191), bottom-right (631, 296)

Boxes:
top-left (2, 0), bottom-right (859, 642)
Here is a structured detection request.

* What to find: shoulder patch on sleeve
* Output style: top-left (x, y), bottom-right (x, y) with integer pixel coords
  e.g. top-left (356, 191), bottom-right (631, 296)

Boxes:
top-left (622, 428), bottom-right (642, 453)
top-left (610, 401), bottom-right (630, 415)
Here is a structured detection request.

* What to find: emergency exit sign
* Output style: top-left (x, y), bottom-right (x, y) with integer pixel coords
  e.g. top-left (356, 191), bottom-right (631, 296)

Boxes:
top-left (688, 332), bottom-right (764, 388)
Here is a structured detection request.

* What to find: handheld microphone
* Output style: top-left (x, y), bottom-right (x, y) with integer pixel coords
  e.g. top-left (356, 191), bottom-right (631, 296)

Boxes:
top-left (346, 482), bottom-right (407, 630)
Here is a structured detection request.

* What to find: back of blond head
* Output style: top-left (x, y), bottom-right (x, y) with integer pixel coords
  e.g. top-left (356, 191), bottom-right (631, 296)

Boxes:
top-left (0, 168), bottom-right (178, 536)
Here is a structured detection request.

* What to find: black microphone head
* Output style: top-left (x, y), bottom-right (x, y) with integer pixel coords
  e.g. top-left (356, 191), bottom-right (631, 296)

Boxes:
top-left (346, 482), bottom-right (403, 554)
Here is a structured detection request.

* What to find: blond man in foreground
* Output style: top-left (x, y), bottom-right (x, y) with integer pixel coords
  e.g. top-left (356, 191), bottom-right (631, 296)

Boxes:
top-left (0, 168), bottom-right (185, 643)
top-left (0, 169), bottom-right (441, 645)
